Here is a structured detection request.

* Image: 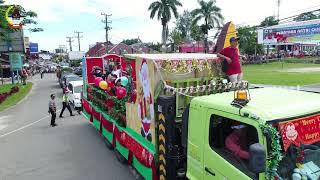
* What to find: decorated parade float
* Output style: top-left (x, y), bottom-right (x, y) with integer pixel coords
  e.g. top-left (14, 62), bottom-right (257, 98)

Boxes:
top-left (81, 23), bottom-right (320, 180)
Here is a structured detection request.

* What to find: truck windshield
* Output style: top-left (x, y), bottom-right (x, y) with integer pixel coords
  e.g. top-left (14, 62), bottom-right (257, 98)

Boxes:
top-left (268, 116), bottom-right (320, 180)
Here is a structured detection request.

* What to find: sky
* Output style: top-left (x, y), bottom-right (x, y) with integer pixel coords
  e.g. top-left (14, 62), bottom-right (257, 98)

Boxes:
top-left (4, 0), bottom-right (320, 52)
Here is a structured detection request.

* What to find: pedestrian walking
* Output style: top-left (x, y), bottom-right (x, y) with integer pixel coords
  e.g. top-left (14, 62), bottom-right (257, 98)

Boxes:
top-left (21, 67), bottom-right (28, 85)
top-left (59, 89), bottom-right (75, 118)
top-left (48, 94), bottom-right (57, 127)
top-left (40, 68), bottom-right (44, 79)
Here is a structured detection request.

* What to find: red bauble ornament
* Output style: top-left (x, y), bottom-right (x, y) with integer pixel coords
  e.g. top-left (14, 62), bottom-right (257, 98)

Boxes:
top-left (116, 87), bottom-right (127, 99)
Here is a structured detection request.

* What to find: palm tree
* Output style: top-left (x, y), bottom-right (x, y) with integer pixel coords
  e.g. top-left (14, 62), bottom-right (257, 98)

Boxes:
top-left (148, 0), bottom-right (182, 52)
top-left (192, 0), bottom-right (223, 53)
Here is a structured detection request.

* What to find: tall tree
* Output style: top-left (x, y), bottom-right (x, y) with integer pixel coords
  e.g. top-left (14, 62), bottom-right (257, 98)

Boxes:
top-left (148, 0), bottom-right (182, 52)
top-left (237, 26), bottom-right (264, 55)
top-left (294, 11), bottom-right (320, 22)
top-left (175, 10), bottom-right (193, 40)
top-left (121, 38), bottom-right (141, 45)
top-left (192, 0), bottom-right (223, 53)
top-left (168, 28), bottom-right (183, 51)
top-left (260, 16), bottom-right (279, 27)
top-left (190, 24), bottom-right (204, 42)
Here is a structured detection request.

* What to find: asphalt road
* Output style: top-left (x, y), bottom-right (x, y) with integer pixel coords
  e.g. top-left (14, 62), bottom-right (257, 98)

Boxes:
top-left (0, 73), bottom-right (135, 180)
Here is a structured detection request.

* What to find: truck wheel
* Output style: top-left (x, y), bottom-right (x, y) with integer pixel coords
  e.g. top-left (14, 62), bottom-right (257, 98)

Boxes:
top-left (115, 149), bottom-right (126, 164)
top-left (129, 166), bottom-right (144, 180)
top-left (177, 168), bottom-right (186, 178)
top-left (104, 139), bottom-right (113, 150)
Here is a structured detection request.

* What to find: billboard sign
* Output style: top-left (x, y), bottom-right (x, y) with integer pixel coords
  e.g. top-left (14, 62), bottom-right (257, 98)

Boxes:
top-left (259, 22), bottom-right (320, 45)
top-left (9, 53), bottom-right (23, 71)
top-left (29, 43), bottom-right (38, 54)
top-left (68, 51), bottom-right (84, 60)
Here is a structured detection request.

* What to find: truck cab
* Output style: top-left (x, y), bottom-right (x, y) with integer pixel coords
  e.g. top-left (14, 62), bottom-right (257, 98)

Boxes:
top-left (186, 87), bottom-right (320, 180)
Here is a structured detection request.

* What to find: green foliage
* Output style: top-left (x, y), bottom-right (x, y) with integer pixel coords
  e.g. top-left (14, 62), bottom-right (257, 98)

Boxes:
top-left (149, 42), bottom-right (161, 52)
top-left (169, 28), bottom-right (183, 51)
top-left (294, 11), bottom-right (320, 22)
top-left (69, 60), bottom-right (81, 67)
top-left (192, 0), bottom-right (224, 34)
top-left (191, 24), bottom-right (204, 41)
top-left (89, 85), bottom-right (128, 127)
top-left (148, 0), bottom-right (182, 23)
top-left (259, 123), bottom-right (283, 180)
top-left (175, 10), bottom-right (193, 39)
top-left (148, 0), bottom-right (182, 46)
top-left (0, 82), bottom-right (32, 112)
top-left (260, 16), bottom-right (279, 27)
top-left (87, 70), bottom-right (134, 127)
top-left (237, 26), bottom-right (264, 55)
top-left (121, 38), bottom-right (141, 45)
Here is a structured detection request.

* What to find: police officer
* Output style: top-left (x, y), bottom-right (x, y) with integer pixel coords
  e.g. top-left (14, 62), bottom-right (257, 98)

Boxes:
top-left (48, 94), bottom-right (57, 127)
top-left (59, 89), bottom-right (75, 118)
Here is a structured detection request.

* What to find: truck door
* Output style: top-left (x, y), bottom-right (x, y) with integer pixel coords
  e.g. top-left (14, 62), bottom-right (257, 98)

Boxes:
top-left (203, 110), bottom-right (259, 180)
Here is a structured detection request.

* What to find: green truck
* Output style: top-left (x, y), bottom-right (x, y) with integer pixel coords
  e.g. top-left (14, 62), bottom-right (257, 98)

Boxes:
top-left (82, 54), bottom-right (320, 180)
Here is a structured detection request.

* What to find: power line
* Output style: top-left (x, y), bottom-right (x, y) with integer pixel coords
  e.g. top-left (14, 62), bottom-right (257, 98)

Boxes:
top-left (74, 31), bottom-right (83, 51)
top-left (286, 4), bottom-right (320, 15)
top-left (66, 37), bottom-right (73, 51)
top-left (101, 13), bottom-right (112, 53)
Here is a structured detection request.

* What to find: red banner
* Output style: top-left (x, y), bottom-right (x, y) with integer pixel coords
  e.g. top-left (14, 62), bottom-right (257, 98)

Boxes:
top-left (279, 114), bottom-right (320, 151)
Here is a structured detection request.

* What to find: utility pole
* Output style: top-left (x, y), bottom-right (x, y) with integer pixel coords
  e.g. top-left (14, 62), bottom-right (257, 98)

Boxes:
top-left (74, 31), bottom-right (83, 51)
top-left (277, 0), bottom-right (281, 20)
top-left (101, 13), bottom-right (112, 53)
top-left (66, 37), bottom-right (73, 52)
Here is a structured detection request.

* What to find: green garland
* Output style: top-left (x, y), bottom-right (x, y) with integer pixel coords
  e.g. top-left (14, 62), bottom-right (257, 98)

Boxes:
top-left (88, 84), bottom-right (129, 127)
top-left (259, 123), bottom-right (283, 180)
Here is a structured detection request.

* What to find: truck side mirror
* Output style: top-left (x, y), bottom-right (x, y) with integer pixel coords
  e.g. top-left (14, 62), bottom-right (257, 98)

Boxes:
top-left (248, 143), bottom-right (266, 174)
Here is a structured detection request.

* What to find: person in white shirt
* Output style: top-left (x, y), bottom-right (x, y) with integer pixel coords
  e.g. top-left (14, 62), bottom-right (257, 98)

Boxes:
top-left (48, 94), bottom-right (57, 127)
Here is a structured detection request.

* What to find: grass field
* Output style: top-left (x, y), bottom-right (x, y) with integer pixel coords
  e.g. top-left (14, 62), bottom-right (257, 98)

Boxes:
top-left (243, 62), bottom-right (320, 86)
top-left (0, 82), bottom-right (33, 112)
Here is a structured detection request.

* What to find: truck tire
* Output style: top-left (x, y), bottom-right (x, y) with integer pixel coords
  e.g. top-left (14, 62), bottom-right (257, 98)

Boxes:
top-left (104, 139), bottom-right (113, 150)
top-left (115, 149), bottom-right (127, 164)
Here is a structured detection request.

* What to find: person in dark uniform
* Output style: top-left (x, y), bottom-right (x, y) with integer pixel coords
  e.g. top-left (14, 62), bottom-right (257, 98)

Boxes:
top-left (40, 68), bottom-right (45, 79)
top-left (59, 89), bottom-right (75, 118)
top-left (48, 94), bottom-right (57, 127)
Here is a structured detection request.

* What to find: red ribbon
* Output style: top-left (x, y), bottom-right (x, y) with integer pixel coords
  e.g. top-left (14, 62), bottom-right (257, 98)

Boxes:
top-left (101, 115), bottom-right (113, 132)
top-left (82, 98), bottom-right (92, 115)
top-left (92, 107), bottom-right (101, 122)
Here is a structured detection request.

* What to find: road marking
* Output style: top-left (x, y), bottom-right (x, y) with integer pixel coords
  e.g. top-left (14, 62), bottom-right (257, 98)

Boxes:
top-left (0, 115), bottom-right (11, 131)
top-left (0, 109), bottom-right (61, 139)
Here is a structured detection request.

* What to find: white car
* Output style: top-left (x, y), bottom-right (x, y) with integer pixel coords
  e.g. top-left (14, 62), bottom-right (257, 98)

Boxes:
top-left (67, 81), bottom-right (83, 110)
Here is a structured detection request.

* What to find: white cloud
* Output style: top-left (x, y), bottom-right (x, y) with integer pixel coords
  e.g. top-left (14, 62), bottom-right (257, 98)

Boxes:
top-left (8, 0), bottom-right (320, 51)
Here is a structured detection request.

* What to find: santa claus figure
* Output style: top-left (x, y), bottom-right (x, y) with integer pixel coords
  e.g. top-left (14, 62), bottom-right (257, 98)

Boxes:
top-left (138, 59), bottom-right (154, 142)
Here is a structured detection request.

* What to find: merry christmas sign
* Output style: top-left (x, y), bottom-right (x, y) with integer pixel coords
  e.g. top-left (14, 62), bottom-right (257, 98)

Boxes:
top-left (279, 114), bottom-right (320, 151)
